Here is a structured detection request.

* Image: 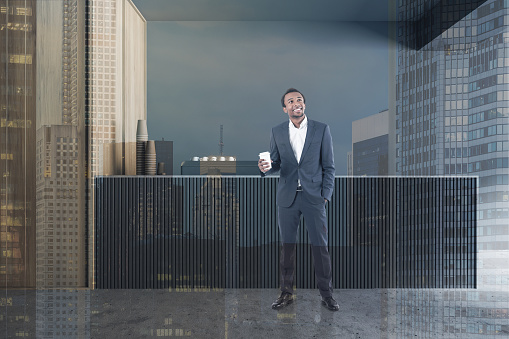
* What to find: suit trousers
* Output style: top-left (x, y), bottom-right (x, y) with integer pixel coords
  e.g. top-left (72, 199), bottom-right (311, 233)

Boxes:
top-left (277, 191), bottom-right (333, 298)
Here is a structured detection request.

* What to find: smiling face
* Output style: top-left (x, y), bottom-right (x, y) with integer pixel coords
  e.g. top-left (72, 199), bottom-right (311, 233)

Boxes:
top-left (282, 91), bottom-right (306, 121)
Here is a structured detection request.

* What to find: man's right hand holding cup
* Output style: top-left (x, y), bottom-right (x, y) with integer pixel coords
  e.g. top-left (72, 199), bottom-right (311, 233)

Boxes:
top-left (258, 152), bottom-right (272, 173)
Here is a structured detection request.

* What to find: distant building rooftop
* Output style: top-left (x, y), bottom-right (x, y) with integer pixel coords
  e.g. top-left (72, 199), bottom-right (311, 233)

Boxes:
top-left (181, 156), bottom-right (259, 175)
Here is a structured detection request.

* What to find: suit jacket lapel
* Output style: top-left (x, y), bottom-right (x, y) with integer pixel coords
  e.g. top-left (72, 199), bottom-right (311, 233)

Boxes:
top-left (299, 120), bottom-right (316, 165)
top-left (280, 122), bottom-right (298, 165)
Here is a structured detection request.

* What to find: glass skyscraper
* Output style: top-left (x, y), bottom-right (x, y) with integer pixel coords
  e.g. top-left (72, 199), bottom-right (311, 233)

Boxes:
top-left (392, 0), bottom-right (508, 335)
top-left (394, 0), bottom-right (508, 290)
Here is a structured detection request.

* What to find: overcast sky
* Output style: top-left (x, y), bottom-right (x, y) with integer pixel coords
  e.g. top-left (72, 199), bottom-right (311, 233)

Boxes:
top-left (146, 21), bottom-right (389, 174)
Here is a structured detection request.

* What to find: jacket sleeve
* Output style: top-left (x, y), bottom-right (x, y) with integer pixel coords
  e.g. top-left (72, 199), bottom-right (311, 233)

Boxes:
top-left (261, 128), bottom-right (281, 177)
top-left (321, 125), bottom-right (335, 200)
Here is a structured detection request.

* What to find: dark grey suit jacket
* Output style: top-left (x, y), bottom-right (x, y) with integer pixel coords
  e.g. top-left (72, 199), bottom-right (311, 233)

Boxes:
top-left (262, 119), bottom-right (335, 207)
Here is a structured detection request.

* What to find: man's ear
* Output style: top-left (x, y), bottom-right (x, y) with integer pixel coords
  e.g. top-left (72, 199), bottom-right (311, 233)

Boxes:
top-left (283, 106), bottom-right (288, 114)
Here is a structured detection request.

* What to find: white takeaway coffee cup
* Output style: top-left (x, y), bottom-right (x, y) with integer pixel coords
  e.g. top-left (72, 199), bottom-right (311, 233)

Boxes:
top-left (259, 151), bottom-right (272, 170)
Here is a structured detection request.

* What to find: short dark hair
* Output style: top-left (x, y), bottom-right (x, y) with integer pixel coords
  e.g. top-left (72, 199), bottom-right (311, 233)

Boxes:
top-left (281, 88), bottom-right (305, 107)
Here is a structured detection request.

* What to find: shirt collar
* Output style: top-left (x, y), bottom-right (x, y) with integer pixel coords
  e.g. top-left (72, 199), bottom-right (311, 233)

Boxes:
top-left (289, 115), bottom-right (308, 130)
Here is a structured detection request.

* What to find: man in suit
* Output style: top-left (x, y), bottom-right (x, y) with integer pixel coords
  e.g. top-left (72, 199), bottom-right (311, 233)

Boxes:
top-left (258, 88), bottom-right (338, 311)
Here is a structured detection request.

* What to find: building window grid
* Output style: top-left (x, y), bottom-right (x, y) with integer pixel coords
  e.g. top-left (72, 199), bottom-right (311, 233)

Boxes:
top-left (396, 14), bottom-right (507, 173)
top-left (394, 4), bottom-right (508, 288)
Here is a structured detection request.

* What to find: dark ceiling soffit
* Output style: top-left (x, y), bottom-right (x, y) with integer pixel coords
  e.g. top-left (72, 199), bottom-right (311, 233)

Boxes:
top-left (407, 0), bottom-right (489, 50)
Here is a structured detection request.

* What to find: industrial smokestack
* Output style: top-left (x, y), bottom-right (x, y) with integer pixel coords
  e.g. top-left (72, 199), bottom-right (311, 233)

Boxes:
top-left (136, 120), bottom-right (148, 175)
top-left (145, 140), bottom-right (157, 175)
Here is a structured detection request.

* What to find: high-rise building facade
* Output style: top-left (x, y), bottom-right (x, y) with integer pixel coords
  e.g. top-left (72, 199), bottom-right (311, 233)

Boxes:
top-left (35, 126), bottom-right (86, 287)
top-left (351, 109), bottom-right (390, 176)
top-left (85, 0), bottom-right (146, 177)
top-left (0, 0), bottom-right (37, 287)
top-left (394, 0), bottom-right (508, 290)
top-left (85, 0), bottom-right (146, 287)
top-left (1, 0), bottom-right (146, 289)
top-left (35, 0), bottom-right (86, 288)
top-left (155, 139), bottom-right (173, 175)
top-left (33, 0), bottom-right (145, 288)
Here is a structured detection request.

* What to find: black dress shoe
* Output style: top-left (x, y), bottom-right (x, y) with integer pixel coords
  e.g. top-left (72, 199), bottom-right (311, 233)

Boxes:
top-left (271, 292), bottom-right (293, 309)
top-left (322, 296), bottom-right (339, 311)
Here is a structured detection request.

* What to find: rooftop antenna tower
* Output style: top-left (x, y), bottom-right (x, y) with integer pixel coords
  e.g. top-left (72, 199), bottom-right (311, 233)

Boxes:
top-left (219, 124), bottom-right (224, 155)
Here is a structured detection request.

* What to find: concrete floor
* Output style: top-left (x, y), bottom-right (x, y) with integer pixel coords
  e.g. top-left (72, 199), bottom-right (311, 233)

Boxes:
top-left (71, 289), bottom-right (384, 338)
top-left (224, 289), bottom-right (382, 339)
top-left (1, 288), bottom-right (508, 338)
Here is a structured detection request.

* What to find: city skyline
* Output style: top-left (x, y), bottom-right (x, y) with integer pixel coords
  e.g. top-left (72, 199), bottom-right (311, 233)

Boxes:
top-left (2, 0), bottom-right (508, 337)
top-left (145, 20), bottom-right (389, 175)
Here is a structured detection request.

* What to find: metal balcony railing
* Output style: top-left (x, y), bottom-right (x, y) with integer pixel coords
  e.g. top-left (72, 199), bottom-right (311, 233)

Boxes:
top-left (95, 176), bottom-right (477, 289)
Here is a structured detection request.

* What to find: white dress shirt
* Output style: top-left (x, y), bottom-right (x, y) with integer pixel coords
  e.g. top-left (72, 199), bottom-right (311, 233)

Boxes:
top-left (289, 116), bottom-right (308, 186)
